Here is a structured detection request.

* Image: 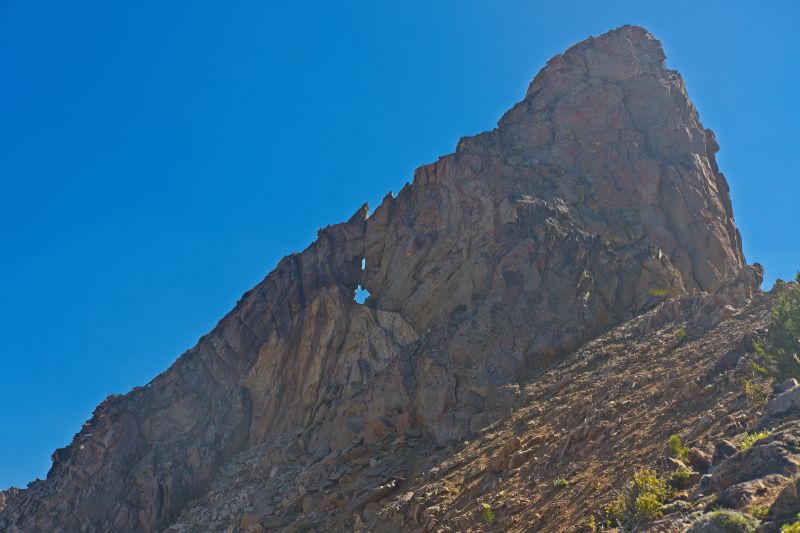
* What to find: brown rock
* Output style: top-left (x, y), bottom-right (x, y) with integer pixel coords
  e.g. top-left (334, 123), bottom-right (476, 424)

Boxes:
top-left (240, 513), bottom-right (262, 530)
top-left (301, 494), bottom-right (322, 514)
top-left (489, 437), bottom-right (522, 473)
top-left (672, 470), bottom-right (702, 490)
top-left (0, 25), bottom-right (749, 533)
top-left (687, 448), bottom-right (712, 473)
top-left (509, 448), bottom-right (536, 469)
top-left (717, 474), bottom-right (788, 509)
top-left (362, 501), bottom-right (381, 526)
top-left (710, 304), bottom-right (738, 326)
top-left (713, 439), bottom-right (739, 465)
top-left (770, 477), bottom-right (800, 520)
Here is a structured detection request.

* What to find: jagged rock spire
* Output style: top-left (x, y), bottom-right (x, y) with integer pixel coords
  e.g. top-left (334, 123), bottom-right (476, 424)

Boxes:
top-left (0, 26), bottom-right (746, 532)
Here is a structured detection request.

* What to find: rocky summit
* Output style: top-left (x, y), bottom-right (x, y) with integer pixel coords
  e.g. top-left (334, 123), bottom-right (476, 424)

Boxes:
top-left (2, 25), bottom-right (796, 532)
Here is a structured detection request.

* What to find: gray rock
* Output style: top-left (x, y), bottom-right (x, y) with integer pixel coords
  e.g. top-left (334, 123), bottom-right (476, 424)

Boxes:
top-left (713, 440), bottom-right (739, 465)
top-left (765, 385), bottom-right (800, 419)
top-left (775, 378), bottom-right (798, 395)
top-left (699, 474), bottom-right (713, 494)
top-left (710, 421), bottom-right (800, 510)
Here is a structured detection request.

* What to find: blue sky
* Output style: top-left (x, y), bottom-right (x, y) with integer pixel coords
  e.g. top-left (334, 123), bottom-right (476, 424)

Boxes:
top-left (1, 1), bottom-right (798, 488)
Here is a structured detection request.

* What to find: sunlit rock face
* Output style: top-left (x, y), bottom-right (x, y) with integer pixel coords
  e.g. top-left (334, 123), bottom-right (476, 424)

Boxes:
top-left (0, 25), bottom-right (746, 533)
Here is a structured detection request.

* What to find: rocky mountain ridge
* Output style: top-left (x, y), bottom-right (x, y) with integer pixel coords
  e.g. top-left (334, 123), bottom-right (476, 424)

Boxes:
top-left (2, 25), bottom-right (786, 532)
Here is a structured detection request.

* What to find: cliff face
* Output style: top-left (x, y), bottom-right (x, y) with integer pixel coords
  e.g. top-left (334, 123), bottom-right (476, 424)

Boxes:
top-left (0, 26), bottom-right (748, 532)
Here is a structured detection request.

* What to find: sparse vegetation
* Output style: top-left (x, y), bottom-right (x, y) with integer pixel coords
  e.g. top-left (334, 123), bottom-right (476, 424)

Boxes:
top-left (480, 503), bottom-right (495, 525)
top-left (686, 509), bottom-right (760, 532)
top-left (741, 273), bottom-right (800, 403)
top-left (749, 505), bottom-right (769, 519)
top-left (671, 465), bottom-right (692, 484)
top-left (740, 431), bottom-right (771, 450)
top-left (754, 273), bottom-right (800, 381)
top-left (675, 326), bottom-right (687, 341)
top-left (669, 435), bottom-right (688, 460)
top-left (604, 469), bottom-right (669, 528)
top-left (782, 513), bottom-right (800, 532)
top-left (649, 288), bottom-right (670, 298)
top-left (741, 358), bottom-right (772, 405)
top-left (554, 477), bottom-right (569, 488)
top-left (742, 377), bottom-right (771, 405)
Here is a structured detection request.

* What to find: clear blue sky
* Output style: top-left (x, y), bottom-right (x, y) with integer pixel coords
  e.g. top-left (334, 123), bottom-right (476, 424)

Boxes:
top-left (1, 1), bottom-right (798, 489)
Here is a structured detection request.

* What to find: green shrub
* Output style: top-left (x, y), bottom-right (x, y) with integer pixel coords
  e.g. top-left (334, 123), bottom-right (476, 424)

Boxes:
top-left (632, 491), bottom-right (662, 521)
top-left (671, 465), bottom-right (692, 485)
top-left (782, 513), bottom-right (800, 532)
top-left (669, 435), bottom-right (688, 460)
top-left (686, 510), bottom-right (760, 532)
top-left (480, 503), bottom-right (495, 525)
top-left (740, 431), bottom-right (771, 450)
top-left (604, 469), bottom-right (669, 528)
top-left (754, 273), bottom-right (800, 380)
top-left (742, 378), bottom-right (771, 405)
top-left (649, 288), bottom-right (670, 298)
top-left (554, 477), bottom-right (569, 488)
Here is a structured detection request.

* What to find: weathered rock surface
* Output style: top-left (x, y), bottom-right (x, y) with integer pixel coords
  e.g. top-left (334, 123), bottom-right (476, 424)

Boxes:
top-left (763, 381), bottom-right (800, 422)
top-left (710, 422), bottom-right (800, 510)
top-left (0, 25), bottom-right (754, 532)
top-left (165, 270), bottom-right (768, 532)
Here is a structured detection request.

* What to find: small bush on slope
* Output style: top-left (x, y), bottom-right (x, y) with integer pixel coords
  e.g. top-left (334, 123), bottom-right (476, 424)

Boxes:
top-left (686, 510), bottom-right (760, 532)
top-left (742, 376), bottom-right (771, 405)
top-left (604, 469), bottom-right (669, 528)
top-left (740, 430), bottom-right (771, 451)
top-left (669, 434), bottom-right (688, 460)
top-left (480, 503), bottom-right (495, 525)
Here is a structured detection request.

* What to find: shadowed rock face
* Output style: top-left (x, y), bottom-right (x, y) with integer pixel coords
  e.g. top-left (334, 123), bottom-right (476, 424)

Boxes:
top-left (0, 25), bottom-right (746, 532)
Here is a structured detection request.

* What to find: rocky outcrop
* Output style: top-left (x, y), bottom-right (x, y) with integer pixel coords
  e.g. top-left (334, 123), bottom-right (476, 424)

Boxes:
top-left (710, 421), bottom-right (800, 512)
top-left (165, 268), bottom-right (768, 532)
top-left (0, 25), bottom-right (749, 532)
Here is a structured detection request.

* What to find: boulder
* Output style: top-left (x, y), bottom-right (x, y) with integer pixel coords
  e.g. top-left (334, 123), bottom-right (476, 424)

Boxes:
top-left (710, 422), bottom-right (800, 510)
top-left (687, 448), bottom-right (712, 473)
top-left (764, 385), bottom-right (800, 420)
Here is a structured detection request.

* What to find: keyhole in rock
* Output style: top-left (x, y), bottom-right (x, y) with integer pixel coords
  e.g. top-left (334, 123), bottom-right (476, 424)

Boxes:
top-left (354, 257), bottom-right (370, 303)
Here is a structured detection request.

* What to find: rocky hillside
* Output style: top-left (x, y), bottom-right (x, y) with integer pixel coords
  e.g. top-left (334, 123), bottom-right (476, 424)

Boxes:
top-left (3, 25), bottom-right (795, 532)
